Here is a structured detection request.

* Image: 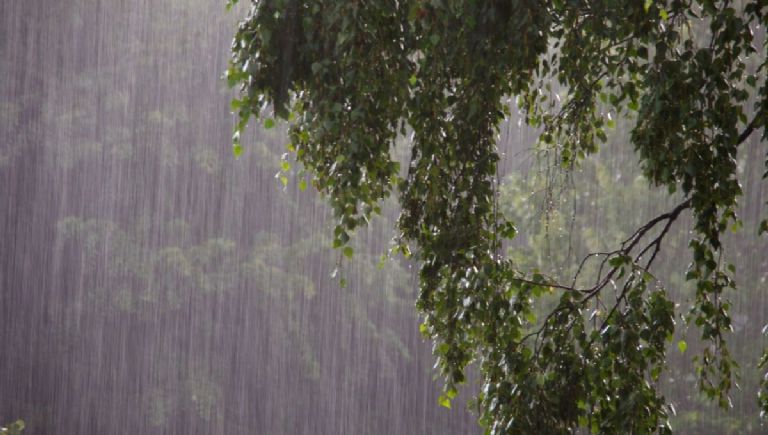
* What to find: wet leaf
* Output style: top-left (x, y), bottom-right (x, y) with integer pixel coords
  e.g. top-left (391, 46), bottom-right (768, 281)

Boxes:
top-left (438, 394), bottom-right (451, 409)
top-left (232, 144), bottom-right (243, 158)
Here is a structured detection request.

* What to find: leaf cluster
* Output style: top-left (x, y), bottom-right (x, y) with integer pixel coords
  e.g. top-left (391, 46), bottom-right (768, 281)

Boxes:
top-left (228, 1), bottom-right (768, 432)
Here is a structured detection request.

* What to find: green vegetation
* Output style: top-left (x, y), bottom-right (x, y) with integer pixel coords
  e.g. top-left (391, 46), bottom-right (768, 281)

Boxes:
top-left (228, 1), bottom-right (768, 433)
top-left (0, 420), bottom-right (24, 435)
top-left (2, 2), bottom-right (445, 432)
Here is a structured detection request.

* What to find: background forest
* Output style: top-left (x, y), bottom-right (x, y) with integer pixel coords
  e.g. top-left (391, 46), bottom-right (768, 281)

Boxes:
top-left (1, 1), bottom-right (766, 434)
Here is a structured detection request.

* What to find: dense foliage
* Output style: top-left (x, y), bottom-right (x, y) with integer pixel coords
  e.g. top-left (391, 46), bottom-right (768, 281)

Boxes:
top-left (228, 0), bottom-right (768, 433)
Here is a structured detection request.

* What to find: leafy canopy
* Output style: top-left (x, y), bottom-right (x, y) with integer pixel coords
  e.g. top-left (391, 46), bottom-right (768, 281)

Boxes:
top-left (227, 0), bottom-right (768, 433)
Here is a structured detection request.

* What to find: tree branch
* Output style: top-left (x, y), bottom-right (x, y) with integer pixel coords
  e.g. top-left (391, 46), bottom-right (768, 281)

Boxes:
top-left (518, 198), bottom-right (693, 348)
top-left (737, 110), bottom-right (764, 147)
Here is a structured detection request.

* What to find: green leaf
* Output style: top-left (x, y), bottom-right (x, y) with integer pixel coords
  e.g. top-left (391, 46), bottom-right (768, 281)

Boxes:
top-left (232, 144), bottom-right (243, 158)
top-left (438, 394), bottom-right (451, 408)
top-left (644, 0), bottom-right (653, 13)
top-left (678, 340), bottom-right (688, 354)
top-left (651, 366), bottom-right (662, 381)
top-left (419, 322), bottom-right (429, 336)
top-left (343, 246), bottom-right (354, 259)
top-left (298, 179), bottom-right (307, 191)
top-left (377, 254), bottom-right (387, 269)
top-left (437, 343), bottom-right (450, 355)
top-left (608, 255), bottom-right (628, 268)
top-left (596, 129), bottom-right (607, 143)
top-left (500, 222), bottom-right (517, 239)
top-left (264, 118), bottom-right (275, 129)
top-left (526, 310), bottom-right (537, 324)
top-left (334, 230), bottom-right (350, 246)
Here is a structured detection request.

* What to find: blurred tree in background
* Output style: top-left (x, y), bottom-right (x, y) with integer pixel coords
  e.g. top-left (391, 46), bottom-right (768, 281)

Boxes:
top-left (2, 1), bottom-right (476, 433)
top-left (0, 420), bottom-right (24, 435)
top-left (228, 0), bottom-right (768, 433)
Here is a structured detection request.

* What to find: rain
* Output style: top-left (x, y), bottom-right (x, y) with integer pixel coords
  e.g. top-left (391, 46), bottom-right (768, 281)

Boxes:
top-left (1, 1), bottom-right (766, 434)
